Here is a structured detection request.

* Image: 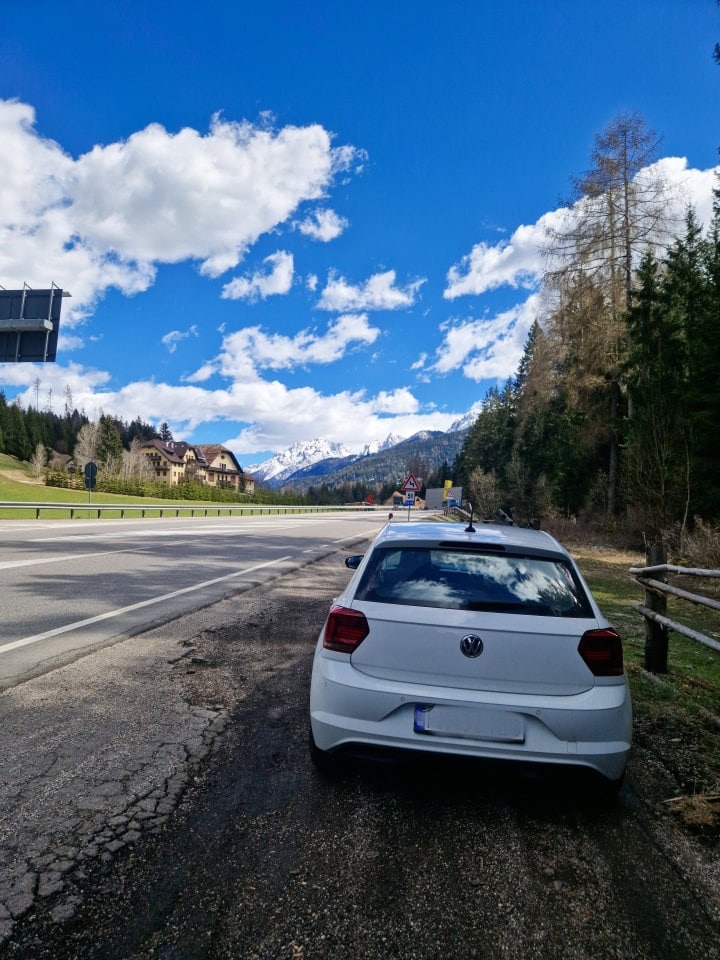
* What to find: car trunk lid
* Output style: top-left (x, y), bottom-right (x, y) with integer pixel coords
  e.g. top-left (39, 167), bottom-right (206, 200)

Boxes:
top-left (349, 601), bottom-right (598, 695)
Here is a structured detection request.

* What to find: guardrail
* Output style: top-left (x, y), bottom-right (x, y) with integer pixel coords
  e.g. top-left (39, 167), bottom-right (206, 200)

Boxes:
top-left (0, 501), bottom-right (383, 521)
top-left (630, 543), bottom-right (720, 672)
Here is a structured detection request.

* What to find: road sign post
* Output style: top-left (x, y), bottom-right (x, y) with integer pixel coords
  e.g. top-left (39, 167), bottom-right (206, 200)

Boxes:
top-left (401, 475), bottom-right (420, 522)
top-left (400, 474), bottom-right (421, 493)
top-left (84, 461), bottom-right (97, 504)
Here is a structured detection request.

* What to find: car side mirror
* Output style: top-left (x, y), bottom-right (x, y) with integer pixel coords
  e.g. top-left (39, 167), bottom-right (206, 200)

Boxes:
top-left (345, 555), bottom-right (364, 569)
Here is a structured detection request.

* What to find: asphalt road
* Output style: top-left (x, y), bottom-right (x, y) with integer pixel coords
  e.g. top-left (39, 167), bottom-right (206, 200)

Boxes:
top-left (0, 511), bottom-right (386, 689)
top-left (1, 544), bottom-right (718, 960)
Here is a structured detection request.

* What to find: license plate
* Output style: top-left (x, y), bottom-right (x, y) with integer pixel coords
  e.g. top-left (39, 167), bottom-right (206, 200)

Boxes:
top-left (414, 704), bottom-right (524, 743)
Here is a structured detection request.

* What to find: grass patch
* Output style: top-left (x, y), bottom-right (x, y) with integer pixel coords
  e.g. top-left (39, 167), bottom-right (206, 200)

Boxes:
top-left (0, 456), bottom-right (252, 519)
top-left (574, 545), bottom-right (720, 803)
top-left (574, 545), bottom-right (720, 717)
top-left (0, 452), bottom-right (33, 474)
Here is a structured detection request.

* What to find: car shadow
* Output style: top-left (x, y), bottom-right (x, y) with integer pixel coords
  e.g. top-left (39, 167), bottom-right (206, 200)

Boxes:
top-left (317, 747), bottom-right (634, 821)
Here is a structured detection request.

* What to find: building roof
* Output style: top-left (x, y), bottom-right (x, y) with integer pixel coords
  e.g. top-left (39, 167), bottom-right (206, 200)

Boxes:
top-left (140, 439), bottom-right (186, 465)
top-left (194, 444), bottom-right (243, 473)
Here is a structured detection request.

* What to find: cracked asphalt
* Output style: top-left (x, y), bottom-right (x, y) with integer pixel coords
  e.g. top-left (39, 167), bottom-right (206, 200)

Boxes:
top-left (1, 544), bottom-right (719, 959)
top-left (0, 603), bottom-right (230, 941)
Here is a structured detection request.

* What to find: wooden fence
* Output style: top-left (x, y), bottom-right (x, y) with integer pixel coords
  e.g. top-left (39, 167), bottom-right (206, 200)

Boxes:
top-left (630, 543), bottom-right (720, 672)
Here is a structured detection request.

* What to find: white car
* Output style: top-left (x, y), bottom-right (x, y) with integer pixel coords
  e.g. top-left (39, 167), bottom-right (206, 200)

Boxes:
top-left (309, 521), bottom-right (631, 787)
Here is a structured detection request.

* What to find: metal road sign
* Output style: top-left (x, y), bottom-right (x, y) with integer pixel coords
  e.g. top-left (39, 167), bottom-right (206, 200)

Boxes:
top-left (0, 284), bottom-right (69, 362)
top-left (401, 474), bottom-right (421, 493)
top-left (84, 462), bottom-right (98, 490)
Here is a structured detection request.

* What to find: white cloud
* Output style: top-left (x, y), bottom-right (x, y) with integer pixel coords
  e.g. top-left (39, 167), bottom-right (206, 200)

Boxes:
top-left (306, 273), bottom-right (318, 291)
top-left (410, 353), bottom-right (427, 370)
top-left (223, 383), bottom-right (458, 455)
top-left (318, 269), bottom-right (425, 312)
top-left (221, 251), bottom-right (294, 301)
top-left (296, 208), bottom-right (348, 242)
top-left (369, 388), bottom-right (419, 415)
top-left (444, 211), bottom-right (564, 300)
top-left (57, 333), bottom-right (85, 351)
top-left (4, 360), bottom-right (461, 456)
top-left (0, 99), bottom-right (361, 325)
top-left (431, 294), bottom-right (541, 382)
top-left (161, 324), bottom-right (199, 353)
top-left (184, 362), bottom-right (216, 384)
top-left (444, 157), bottom-right (720, 300)
top-left (201, 313), bottom-right (381, 381)
top-left (646, 156), bottom-right (719, 229)
top-left (0, 362), bottom-right (112, 420)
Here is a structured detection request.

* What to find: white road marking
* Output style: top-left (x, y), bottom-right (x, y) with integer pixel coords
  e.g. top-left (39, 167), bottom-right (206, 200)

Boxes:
top-left (32, 516), bottom-right (348, 543)
top-left (0, 547), bottom-right (139, 571)
top-left (0, 555), bottom-right (292, 655)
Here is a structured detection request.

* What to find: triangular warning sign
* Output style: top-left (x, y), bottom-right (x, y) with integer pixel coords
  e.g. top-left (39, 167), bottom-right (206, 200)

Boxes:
top-left (401, 473), bottom-right (420, 492)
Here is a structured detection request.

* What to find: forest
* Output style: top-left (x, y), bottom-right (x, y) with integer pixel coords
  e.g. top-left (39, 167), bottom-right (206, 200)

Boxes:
top-left (0, 389), bottom-right (158, 468)
top-left (456, 112), bottom-right (720, 544)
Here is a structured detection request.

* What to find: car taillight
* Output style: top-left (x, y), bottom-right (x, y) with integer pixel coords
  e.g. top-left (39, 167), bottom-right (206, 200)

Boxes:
top-left (323, 606), bottom-right (369, 653)
top-left (578, 628), bottom-right (624, 676)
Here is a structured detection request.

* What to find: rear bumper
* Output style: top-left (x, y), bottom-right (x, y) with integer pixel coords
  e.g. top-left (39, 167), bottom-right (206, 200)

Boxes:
top-left (310, 652), bottom-right (632, 782)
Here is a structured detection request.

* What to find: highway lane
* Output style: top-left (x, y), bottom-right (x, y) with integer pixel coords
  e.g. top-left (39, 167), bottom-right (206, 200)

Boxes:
top-left (0, 511), bottom-right (387, 689)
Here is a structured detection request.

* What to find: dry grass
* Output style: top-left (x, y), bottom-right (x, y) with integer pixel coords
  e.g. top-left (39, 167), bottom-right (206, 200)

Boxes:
top-left (666, 790), bottom-right (720, 828)
top-left (664, 518), bottom-right (720, 569)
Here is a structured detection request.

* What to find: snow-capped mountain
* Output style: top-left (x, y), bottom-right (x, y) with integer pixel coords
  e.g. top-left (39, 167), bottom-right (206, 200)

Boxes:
top-left (248, 438), bottom-right (351, 485)
top-left (449, 402), bottom-right (483, 432)
top-left (249, 434), bottom-right (407, 484)
top-left (246, 414), bottom-right (476, 488)
top-left (272, 428), bottom-right (467, 491)
top-left (359, 433), bottom-right (405, 457)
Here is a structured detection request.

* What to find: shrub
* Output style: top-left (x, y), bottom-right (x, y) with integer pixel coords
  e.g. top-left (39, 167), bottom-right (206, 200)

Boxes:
top-left (663, 517), bottom-right (720, 569)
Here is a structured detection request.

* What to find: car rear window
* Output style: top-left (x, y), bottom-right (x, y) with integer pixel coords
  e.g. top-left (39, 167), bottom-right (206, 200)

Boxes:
top-left (354, 546), bottom-right (593, 617)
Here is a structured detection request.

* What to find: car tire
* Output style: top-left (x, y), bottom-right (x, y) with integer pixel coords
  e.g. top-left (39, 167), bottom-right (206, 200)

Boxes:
top-left (309, 727), bottom-right (340, 774)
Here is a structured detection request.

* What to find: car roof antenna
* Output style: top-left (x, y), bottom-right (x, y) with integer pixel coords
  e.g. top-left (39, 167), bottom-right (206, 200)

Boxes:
top-left (465, 503), bottom-right (476, 534)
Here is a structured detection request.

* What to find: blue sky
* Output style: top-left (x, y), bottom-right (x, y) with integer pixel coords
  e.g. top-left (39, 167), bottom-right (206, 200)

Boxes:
top-left (1, 0), bottom-right (718, 466)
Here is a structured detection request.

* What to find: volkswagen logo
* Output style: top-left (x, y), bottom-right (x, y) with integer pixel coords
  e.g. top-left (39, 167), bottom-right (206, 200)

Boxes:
top-left (460, 634), bottom-right (484, 658)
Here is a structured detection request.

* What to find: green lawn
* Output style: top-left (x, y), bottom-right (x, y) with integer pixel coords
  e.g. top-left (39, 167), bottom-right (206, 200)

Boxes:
top-left (0, 454), bottom-right (242, 519)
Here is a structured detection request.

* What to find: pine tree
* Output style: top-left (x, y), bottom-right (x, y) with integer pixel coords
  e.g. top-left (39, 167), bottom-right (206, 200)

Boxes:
top-left (623, 249), bottom-right (689, 532)
top-left (5, 404), bottom-right (32, 461)
top-left (459, 385), bottom-right (516, 489)
top-left (545, 112), bottom-right (678, 513)
top-left (685, 195), bottom-right (720, 517)
top-left (97, 416), bottom-right (123, 472)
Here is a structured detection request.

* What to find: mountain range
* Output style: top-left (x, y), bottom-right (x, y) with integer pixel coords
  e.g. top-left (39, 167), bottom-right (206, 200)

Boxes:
top-left (247, 418), bottom-right (474, 491)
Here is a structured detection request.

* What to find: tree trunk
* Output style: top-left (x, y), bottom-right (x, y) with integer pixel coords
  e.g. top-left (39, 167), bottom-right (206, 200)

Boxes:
top-left (607, 379), bottom-right (621, 515)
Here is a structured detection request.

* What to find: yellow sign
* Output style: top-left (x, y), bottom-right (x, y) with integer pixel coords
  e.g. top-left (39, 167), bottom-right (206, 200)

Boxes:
top-left (442, 479), bottom-right (453, 501)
